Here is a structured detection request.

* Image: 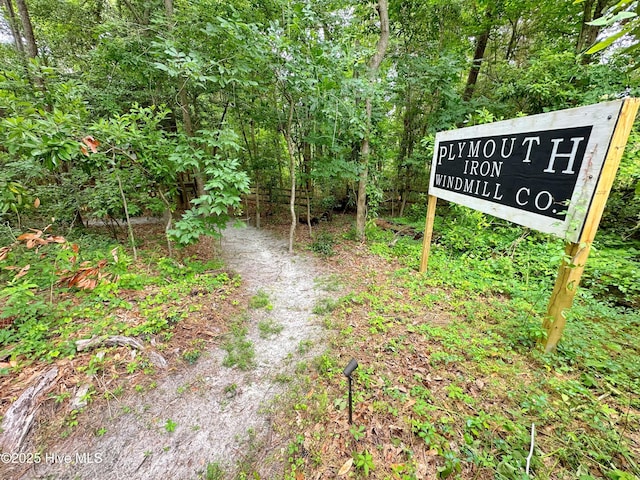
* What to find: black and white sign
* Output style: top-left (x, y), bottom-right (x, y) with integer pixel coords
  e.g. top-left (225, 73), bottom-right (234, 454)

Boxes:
top-left (428, 100), bottom-right (625, 242)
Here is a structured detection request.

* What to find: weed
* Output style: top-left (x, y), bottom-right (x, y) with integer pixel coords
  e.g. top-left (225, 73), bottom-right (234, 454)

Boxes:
top-left (202, 462), bottom-right (226, 480)
top-left (176, 384), bottom-right (188, 395)
top-left (258, 318), bottom-right (284, 338)
top-left (164, 418), bottom-right (177, 433)
top-left (349, 424), bottom-right (366, 441)
top-left (312, 296), bottom-right (340, 315)
top-left (295, 361), bottom-right (308, 374)
top-left (314, 354), bottom-right (337, 377)
top-left (182, 340), bottom-right (206, 365)
top-left (353, 450), bottom-right (374, 477)
top-left (274, 373), bottom-right (292, 383)
top-left (315, 274), bottom-right (342, 292)
top-left (223, 383), bottom-right (238, 396)
top-left (249, 290), bottom-right (272, 309)
top-left (222, 322), bottom-right (255, 370)
top-left (297, 339), bottom-right (313, 354)
top-left (49, 391), bottom-right (71, 404)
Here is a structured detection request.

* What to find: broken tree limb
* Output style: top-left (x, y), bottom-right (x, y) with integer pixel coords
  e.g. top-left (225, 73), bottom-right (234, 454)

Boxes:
top-left (147, 350), bottom-right (167, 369)
top-left (75, 335), bottom-right (167, 369)
top-left (374, 218), bottom-right (423, 240)
top-left (0, 366), bottom-right (58, 452)
top-left (76, 335), bottom-right (144, 352)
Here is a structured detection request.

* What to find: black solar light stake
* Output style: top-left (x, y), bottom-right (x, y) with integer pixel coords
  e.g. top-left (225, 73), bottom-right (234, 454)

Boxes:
top-left (343, 358), bottom-right (358, 424)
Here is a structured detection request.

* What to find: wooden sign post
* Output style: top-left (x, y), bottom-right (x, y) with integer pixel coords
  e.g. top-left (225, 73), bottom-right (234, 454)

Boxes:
top-left (420, 98), bottom-right (640, 351)
top-left (542, 98), bottom-right (639, 351)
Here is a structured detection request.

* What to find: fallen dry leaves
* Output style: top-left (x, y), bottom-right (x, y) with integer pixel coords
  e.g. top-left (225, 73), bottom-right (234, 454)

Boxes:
top-left (2, 226), bottom-right (114, 290)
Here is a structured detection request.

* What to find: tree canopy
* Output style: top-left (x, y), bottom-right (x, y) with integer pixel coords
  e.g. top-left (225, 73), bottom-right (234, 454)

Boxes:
top-left (1, 0), bottom-right (639, 242)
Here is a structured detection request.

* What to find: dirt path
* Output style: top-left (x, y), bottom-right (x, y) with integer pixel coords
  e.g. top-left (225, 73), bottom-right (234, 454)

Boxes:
top-left (14, 223), bottom-right (326, 480)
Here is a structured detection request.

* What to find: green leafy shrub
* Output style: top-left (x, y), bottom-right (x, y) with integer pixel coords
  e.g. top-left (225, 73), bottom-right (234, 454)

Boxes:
top-left (310, 232), bottom-right (336, 256)
top-left (582, 244), bottom-right (640, 307)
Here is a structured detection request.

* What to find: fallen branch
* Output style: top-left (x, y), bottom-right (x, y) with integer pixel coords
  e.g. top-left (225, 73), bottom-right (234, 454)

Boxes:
top-left (76, 335), bottom-right (144, 352)
top-left (374, 219), bottom-right (423, 240)
top-left (0, 367), bottom-right (58, 452)
top-left (75, 335), bottom-right (167, 369)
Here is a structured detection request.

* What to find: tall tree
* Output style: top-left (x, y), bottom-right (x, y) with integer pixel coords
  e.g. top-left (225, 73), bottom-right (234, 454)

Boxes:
top-left (356, 0), bottom-right (389, 241)
top-left (576, 0), bottom-right (615, 57)
top-left (463, 1), bottom-right (498, 102)
top-left (14, 0), bottom-right (36, 58)
top-left (163, 0), bottom-right (204, 198)
top-left (2, 0), bottom-right (25, 55)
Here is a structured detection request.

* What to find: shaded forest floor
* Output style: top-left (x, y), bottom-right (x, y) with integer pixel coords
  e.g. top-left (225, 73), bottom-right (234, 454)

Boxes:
top-left (1, 213), bottom-right (639, 480)
top-left (260, 214), bottom-right (640, 480)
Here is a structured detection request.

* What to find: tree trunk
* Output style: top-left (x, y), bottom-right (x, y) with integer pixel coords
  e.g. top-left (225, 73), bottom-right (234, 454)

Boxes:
top-left (164, 0), bottom-right (204, 198)
top-left (463, 27), bottom-right (490, 101)
top-left (0, 367), bottom-right (58, 453)
top-left (2, 0), bottom-right (25, 55)
top-left (356, 117), bottom-right (370, 240)
top-left (163, 0), bottom-right (173, 19)
top-left (116, 169), bottom-right (138, 261)
top-left (576, 0), bottom-right (595, 54)
top-left (505, 17), bottom-right (519, 60)
top-left (14, 0), bottom-right (46, 97)
top-left (157, 187), bottom-right (173, 256)
top-left (14, 0), bottom-right (36, 58)
top-left (576, 0), bottom-right (611, 62)
top-left (282, 98), bottom-right (297, 253)
top-left (356, 0), bottom-right (390, 241)
top-left (179, 85), bottom-right (205, 197)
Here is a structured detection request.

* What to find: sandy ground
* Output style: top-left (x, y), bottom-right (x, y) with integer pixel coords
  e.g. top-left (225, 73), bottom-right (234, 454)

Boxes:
top-left (8, 223), bottom-right (327, 480)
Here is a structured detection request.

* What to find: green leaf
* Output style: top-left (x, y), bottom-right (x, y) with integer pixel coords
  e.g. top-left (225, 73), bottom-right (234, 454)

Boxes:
top-left (587, 11), bottom-right (637, 26)
top-left (585, 28), bottom-right (629, 54)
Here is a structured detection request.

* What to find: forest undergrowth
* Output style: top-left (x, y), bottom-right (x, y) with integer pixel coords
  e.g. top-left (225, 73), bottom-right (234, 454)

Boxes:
top-left (0, 209), bottom-right (639, 480)
top-left (262, 209), bottom-right (640, 480)
top-left (0, 222), bottom-right (246, 445)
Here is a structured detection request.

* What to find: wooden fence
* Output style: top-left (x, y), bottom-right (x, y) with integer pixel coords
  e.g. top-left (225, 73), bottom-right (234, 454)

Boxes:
top-left (241, 186), bottom-right (431, 225)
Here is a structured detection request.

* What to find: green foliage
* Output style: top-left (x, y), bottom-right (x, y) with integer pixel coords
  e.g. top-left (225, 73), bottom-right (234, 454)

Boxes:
top-left (353, 450), bottom-right (375, 477)
top-left (222, 318), bottom-right (255, 370)
top-left (0, 179), bottom-right (29, 221)
top-left (258, 319), bottom-right (284, 338)
top-left (0, 223), bottom-right (236, 368)
top-left (202, 462), bottom-right (226, 480)
top-left (582, 243), bottom-right (640, 307)
top-left (182, 348), bottom-right (202, 365)
top-left (168, 130), bottom-right (250, 247)
top-left (249, 290), bottom-right (271, 309)
top-left (164, 418), bottom-right (177, 433)
top-left (310, 231), bottom-right (336, 257)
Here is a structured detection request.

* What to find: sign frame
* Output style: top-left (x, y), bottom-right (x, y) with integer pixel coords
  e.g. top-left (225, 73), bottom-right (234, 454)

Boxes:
top-left (428, 100), bottom-right (626, 243)
top-left (420, 98), bottom-right (640, 351)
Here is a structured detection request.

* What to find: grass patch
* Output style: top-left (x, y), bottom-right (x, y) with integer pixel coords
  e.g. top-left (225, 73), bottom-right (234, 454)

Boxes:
top-left (258, 318), bottom-right (284, 338)
top-left (249, 289), bottom-right (272, 309)
top-left (222, 319), bottom-right (255, 370)
top-left (201, 462), bottom-right (226, 480)
top-left (312, 297), bottom-right (341, 315)
top-left (310, 231), bottom-right (336, 257)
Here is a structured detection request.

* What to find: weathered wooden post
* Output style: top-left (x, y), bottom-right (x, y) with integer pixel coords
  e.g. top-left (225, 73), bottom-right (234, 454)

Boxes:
top-left (542, 98), bottom-right (639, 351)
